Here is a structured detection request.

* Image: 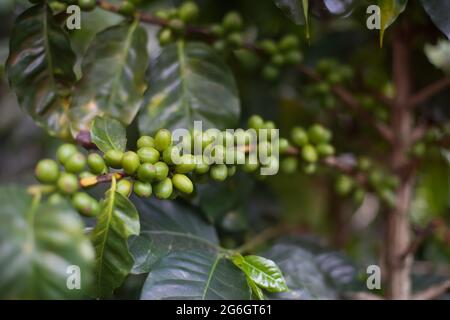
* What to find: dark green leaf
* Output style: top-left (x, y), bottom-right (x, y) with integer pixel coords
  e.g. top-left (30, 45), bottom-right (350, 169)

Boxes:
top-left (263, 237), bottom-right (360, 299)
top-left (91, 180), bottom-right (140, 298)
top-left (0, 185), bottom-right (94, 299)
top-left (129, 197), bottom-right (219, 274)
top-left (140, 250), bottom-right (251, 300)
top-left (70, 21), bottom-right (149, 132)
top-left (232, 254), bottom-right (288, 292)
top-left (6, 4), bottom-right (76, 138)
top-left (138, 41), bottom-right (240, 135)
top-left (378, 0), bottom-right (408, 46)
top-left (90, 116), bottom-right (127, 153)
top-left (420, 0), bottom-right (450, 40)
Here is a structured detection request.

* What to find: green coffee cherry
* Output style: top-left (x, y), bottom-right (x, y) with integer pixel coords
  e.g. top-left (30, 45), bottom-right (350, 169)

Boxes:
top-left (335, 175), bottom-right (354, 195)
top-left (117, 179), bottom-right (133, 197)
top-left (50, 1), bottom-right (67, 12)
top-left (154, 129), bottom-right (172, 151)
top-left (122, 151), bottom-right (140, 175)
top-left (353, 188), bottom-right (366, 204)
top-left (248, 115), bottom-right (264, 130)
top-left (57, 144), bottom-right (77, 164)
top-left (104, 150), bottom-right (124, 169)
top-left (227, 165), bottom-right (237, 177)
top-left (78, 0), bottom-right (96, 11)
top-left (194, 156), bottom-right (210, 174)
top-left (279, 138), bottom-right (290, 154)
top-left (316, 144), bottom-right (335, 157)
top-left (301, 145), bottom-right (318, 163)
top-left (159, 28), bottom-right (173, 45)
top-left (162, 146), bottom-right (181, 165)
top-left (210, 164), bottom-right (228, 181)
top-left (35, 159), bottom-right (59, 184)
top-left (64, 153), bottom-right (86, 173)
top-left (308, 124), bottom-right (331, 144)
top-left (72, 192), bottom-right (99, 217)
top-left (222, 11), bottom-right (243, 31)
top-left (48, 193), bottom-right (65, 205)
top-left (137, 163), bottom-right (156, 182)
top-left (137, 136), bottom-right (155, 149)
top-left (303, 163), bottom-right (317, 174)
top-left (291, 127), bottom-right (308, 147)
top-left (279, 34), bottom-right (299, 52)
top-left (134, 181), bottom-right (152, 198)
top-left (87, 153), bottom-right (106, 174)
top-left (172, 174), bottom-right (194, 194)
top-left (137, 147), bottom-right (160, 164)
top-left (155, 9), bottom-right (170, 19)
top-left (168, 19), bottom-right (185, 32)
top-left (213, 40), bottom-right (226, 52)
top-left (178, 1), bottom-right (199, 22)
top-left (154, 161), bottom-right (169, 181)
top-left (281, 157), bottom-right (298, 174)
top-left (271, 54), bottom-right (285, 66)
top-left (262, 65), bottom-right (279, 81)
top-left (154, 178), bottom-right (173, 199)
top-left (79, 171), bottom-right (95, 179)
top-left (57, 173), bottom-right (79, 195)
top-left (175, 154), bottom-right (196, 173)
top-left (260, 39), bottom-right (278, 55)
top-left (210, 24), bottom-right (224, 36)
top-left (284, 51), bottom-right (303, 65)
top-left (242, 159), bottom-right (259, 173)
top-left (227, 32), bottom-right (243, 47)
top-left (118, 1), bottom-right (135, 16)
top-left (357, 157), bottom-right (372, 171)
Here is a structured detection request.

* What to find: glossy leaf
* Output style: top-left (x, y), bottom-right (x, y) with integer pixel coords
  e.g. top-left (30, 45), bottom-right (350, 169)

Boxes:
top-left (274, 0), bottom-right (310, 38)
top-left (247, 277), bottom-right (265, 300)
top-left (378, 0), bottom-right (408, 46)
top-left (90, 116), bottom-right (127, 153)
top-left (232, 254), bottom-right (288, 292)
top-left (138, 41), bottom-right (240, 135)
top-left (0, 186), bottom-right (94, 299)
top-left (129, 197), bottom-right (219, 274)
top-left (91, 179), bottom-right (140, 298)
top-left (420, 0), bottom-right (450, 40)
top-left (262, 238), bottom-right (360, 299)
top-left (6, 4), bottom-right (76, 138)
top-left (140, 250), bottom-right (251, 300)
top-left (70, 21), bottom-right (149, 133)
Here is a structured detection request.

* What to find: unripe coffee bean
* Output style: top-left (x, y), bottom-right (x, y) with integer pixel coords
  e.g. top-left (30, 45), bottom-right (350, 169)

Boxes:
top-left (35, 159), bottom-right (59, 183)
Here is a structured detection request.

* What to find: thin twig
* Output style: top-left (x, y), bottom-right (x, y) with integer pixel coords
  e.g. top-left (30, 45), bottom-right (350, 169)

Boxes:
top-left (412, 280), bottom-right (450, 300)
top-left (400, 220), bottom-right (438, 261)
top-left (410, 75), bottom-right (450, 108)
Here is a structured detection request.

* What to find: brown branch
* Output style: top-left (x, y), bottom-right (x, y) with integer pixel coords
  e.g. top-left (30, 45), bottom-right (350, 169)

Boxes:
top-left (410, 75), bottom-right (450, 108)
top-left (75, 130), bottom-right (97, 150)
top-left (400, 220), bottom-right (438, 261)
top-left (412, 280), bottom-right (450, 300)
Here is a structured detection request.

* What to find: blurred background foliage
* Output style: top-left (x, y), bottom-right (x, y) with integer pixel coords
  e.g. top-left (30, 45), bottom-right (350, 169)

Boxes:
top-left (0, 0), bottom-right (449, 298)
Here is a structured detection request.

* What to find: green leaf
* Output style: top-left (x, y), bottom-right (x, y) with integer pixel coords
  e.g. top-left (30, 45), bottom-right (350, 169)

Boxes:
top-left (129, 197), bottom-right (219, 274)
top-left (140, 250), bottom-right (251, 300)
top-left (138, 41), bottom-right (240, 135)
top-left (70, 21), bottom-right (149, 133)
top-left (247, 277), bottom-right (265, 300)
top-left (6, 4), bottom-right (76, 138)
top-left (90, 116), bottom-right (127, 153)
top-left (262, 237), bottom-right (361, 299)
top-left (0, 185), bottom-right (94, 299)
top-left (91, 179), bottom-right (140, 298)
top-left (378, 0), bottom-right (408, 46)
top-left (232, 254), bottom-right (288, 292)
top-left (420, 0), bottom-right (450, 40)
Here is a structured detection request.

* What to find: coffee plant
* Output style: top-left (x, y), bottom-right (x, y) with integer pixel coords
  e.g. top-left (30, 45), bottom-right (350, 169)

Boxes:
top-left (0, 0), bottom-right (449, 300)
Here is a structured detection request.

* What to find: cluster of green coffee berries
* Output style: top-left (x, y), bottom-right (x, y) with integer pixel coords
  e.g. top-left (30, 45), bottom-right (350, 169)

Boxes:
top-left (208, 11), bottom-right (245, 53)
top-left (335, 156), bottom-right (399, 206)
top-left (276, 122), bottom-right (335, 175)
top-left (34, 144), bottom-right (101, 217)
top-left (358, 95), bottom-right (389, 122)
top-left (259, 34), bottom-right (303, 81)
top-left (36, 0), bottom-right (139, 16)
top-left (302, 58), bottom-right (354, 109)
top-left (410, 125), bottom-right (450, 158)
top-left (156, 1), bottom-right (200, 45)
